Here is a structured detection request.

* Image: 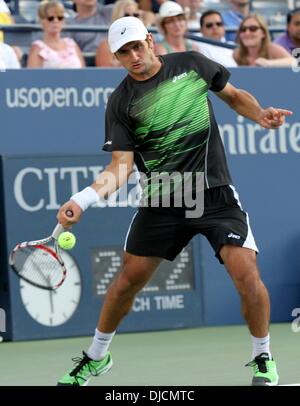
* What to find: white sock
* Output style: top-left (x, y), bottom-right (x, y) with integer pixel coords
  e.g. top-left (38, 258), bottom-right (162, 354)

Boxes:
top-left (87, 329), bottom-right (116, 361)
top-left (251, 334), bottom-right (271, 360)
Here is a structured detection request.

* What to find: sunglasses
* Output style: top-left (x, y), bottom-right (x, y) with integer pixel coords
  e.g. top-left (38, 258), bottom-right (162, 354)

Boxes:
top-left (204, 21), bottom-right (223, 28)
top-left (47, 16), bottom-right (64, 21)
top-left (124, 13), bottom-right (139, 17)
top-left (240, 25), bottom-right (261, 33)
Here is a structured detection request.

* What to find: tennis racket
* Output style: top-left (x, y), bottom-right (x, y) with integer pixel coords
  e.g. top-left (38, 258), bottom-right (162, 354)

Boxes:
top-left (9, 210), bottom-right (74, 291)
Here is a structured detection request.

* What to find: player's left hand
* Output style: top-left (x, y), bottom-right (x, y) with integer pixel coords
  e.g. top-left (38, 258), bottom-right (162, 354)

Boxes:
top-left (259, 107), bottom-right (293, 129)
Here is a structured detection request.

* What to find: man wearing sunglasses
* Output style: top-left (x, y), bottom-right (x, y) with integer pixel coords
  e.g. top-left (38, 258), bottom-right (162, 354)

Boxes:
top-left (200, 10), bottom-right (225, 42)
top-left (196, 10), bottom-right (237, 67)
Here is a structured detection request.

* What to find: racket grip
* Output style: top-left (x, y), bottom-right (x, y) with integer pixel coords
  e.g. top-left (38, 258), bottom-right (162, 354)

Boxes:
top-left (52, 224), bottom-right (65, 240)
top-left (52, 210), bottom-right (74, 239)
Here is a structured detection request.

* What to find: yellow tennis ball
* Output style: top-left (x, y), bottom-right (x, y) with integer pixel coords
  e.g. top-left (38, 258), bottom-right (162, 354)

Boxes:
top-left (58, 232), bottom-right (76, 250)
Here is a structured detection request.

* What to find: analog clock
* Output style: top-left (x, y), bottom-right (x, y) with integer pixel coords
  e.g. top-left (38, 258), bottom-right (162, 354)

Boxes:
top-left (19, 251), bottom-right (82, 327)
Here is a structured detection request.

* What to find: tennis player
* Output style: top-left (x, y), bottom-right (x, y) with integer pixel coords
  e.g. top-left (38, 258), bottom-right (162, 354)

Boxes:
top-left (56, 17), bottom-right (292, 386)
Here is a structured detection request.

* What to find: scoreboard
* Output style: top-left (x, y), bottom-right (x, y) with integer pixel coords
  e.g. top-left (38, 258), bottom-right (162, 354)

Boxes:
top-left (91, 244), bottom-right (195, 296)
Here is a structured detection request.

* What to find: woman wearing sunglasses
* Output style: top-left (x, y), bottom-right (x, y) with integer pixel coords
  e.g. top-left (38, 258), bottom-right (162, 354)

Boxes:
top-left (233, 14), bottom-right (296, 67)
top-left (95, 0), bottom-right (154, 67)
top-left (27, 0), bottom-right (85, 68)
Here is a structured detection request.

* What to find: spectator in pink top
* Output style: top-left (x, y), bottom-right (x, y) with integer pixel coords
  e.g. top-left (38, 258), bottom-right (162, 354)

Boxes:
top-left (27, 0), bottom-right (85, 68)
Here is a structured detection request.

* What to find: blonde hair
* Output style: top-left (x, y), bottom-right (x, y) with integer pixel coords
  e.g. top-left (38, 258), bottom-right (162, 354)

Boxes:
top-left (110, 0), bottom-right (139, 23)
top-left (235, 14), bottom-right (271, 66)
top-left (38, 0), bottom-right (64, 19)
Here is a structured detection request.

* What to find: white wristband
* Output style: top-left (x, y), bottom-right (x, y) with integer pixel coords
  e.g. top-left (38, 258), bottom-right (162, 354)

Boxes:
top-left (70, 186), bottom-right (100, 212)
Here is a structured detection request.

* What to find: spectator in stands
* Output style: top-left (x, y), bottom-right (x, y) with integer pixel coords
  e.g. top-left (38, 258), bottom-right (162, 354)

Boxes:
top-left (274, 8), bottom-right (300, 54)
top-left (222, 0), bottom-right (250, 42)
top-left (0, 0), bottom-right (10, 13)
top-left (138, 0), bottom-right (165, 14)
top-left (113, 0), bottom-right (155, 27)
top-left (65, 0), bottom-right (113, 53)
top-left (95, 0), bottom-right (154, 67)
top-left (27, 0), bottom-right (85, 68)
top-left (233, 14), bottom-right (297, 67)
top-left (0, 0), bottom-right (13, 43)
top-left (200, 9), bottom-right (228, 43)
top-left (0, 41), bottom-right (21, 69)
top-left (154, 1), bottom-right (199, 55)
top-left (197, 9), bottom-right (237, 67)
top-left (0, 0), bottom-right (23, 62)
top-left (176, 0), bottom-right (202, 31)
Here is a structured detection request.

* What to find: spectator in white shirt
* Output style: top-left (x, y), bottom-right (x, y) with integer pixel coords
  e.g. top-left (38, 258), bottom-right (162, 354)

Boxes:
top-left (0, 0), bottom-right (24, 62)
top-left (0, 42), bottom-right (21, 69)
top-left (197, 9), bottom-right (237, 67)
top-left (0, 0), bottom-right (13, 43)
top-left (0, 0), bottom-right (10, 13)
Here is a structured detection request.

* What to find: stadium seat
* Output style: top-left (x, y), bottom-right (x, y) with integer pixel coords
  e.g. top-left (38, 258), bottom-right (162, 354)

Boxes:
top-left (83, 52), bottom-right (96, 67)
top-left (251, 1), bottom-right (290, 25)
top-left (18, 0), bottom-right (39, 23)
top-left (199, 2), bottom-right (230, 13)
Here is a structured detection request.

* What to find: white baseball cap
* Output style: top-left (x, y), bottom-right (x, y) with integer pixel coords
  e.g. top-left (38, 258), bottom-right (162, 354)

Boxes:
top-left (159, 1), bottom-right (184, 18)
top-left (108, 16), bottom-right (149, 54)
top-left (156, 1), bottom-right (186, 33)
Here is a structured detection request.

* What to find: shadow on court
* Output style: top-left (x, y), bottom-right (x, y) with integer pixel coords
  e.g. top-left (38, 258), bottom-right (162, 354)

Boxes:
top-left (0, 323), bottom-right (298, 386)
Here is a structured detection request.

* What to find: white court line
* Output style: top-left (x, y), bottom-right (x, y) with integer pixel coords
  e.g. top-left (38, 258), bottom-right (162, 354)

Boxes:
top-left (278, 383), bottom-right (300, 386)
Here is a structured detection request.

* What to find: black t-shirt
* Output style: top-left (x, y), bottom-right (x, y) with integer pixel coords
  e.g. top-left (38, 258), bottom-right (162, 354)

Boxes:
top-left (103, 51), bottom-right (232, 200)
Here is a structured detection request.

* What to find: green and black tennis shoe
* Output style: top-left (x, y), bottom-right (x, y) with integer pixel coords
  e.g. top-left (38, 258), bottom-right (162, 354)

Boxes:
top-left (57, 351), bottom-right (113, 386)
top-left (246, 352), bottom-right (279, 386)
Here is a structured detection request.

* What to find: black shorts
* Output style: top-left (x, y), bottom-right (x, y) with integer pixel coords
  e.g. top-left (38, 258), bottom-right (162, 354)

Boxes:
top-left (124, 185), bottom-right (258, 264)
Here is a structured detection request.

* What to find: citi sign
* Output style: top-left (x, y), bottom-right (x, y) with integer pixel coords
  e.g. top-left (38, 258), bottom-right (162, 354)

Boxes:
top-left (13, 165), bottom-right (141, 212)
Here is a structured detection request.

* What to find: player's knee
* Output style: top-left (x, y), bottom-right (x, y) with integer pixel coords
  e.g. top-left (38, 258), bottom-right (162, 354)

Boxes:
top-left (234, 270), bottom-right (263, 300)
top-left (112, 264), bottom-right (148, 297)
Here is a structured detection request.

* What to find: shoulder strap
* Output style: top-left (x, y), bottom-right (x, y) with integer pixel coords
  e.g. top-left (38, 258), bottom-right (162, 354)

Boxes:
top-left (160, 39), bottom-right (174, 54)
top-left (185, 40), bottom-right (194, 51)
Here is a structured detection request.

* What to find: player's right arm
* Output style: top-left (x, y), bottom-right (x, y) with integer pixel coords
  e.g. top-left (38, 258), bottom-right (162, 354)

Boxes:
top-left (215, 82), bottom-right (293, 128)
top-left (57, 151), bottom-right (134, 228)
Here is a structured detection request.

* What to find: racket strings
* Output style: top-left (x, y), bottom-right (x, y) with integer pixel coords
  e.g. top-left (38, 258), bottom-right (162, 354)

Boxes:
top-left (13, 245), bottom-right (64, 289)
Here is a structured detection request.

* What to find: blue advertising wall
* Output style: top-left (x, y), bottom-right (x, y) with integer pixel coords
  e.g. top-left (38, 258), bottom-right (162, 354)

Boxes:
top-left (0, 153), bottom-right (203, 340)
top-left (0, 67), bottom-right (300, 340)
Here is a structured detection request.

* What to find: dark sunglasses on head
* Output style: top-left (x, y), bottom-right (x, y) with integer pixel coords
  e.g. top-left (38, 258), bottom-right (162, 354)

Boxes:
top-left (124, 12), bottom-right (139, 17)
top-left (240, 25), bottom-right (261, 33)
top-left (47, 16), bottom-right (64, 21)
top-left (204, 21), bottom-right (223, 28)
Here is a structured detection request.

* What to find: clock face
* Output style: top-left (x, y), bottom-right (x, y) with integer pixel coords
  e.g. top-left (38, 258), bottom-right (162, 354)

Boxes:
top-left (19, 251), bottom-right (82, 327)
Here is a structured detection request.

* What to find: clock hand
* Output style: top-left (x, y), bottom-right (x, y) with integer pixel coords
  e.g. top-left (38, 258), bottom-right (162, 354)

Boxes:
top-left (47, 274), bottom-right (57, 314)
top-left (49, 289), bottom-right (54, 313)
